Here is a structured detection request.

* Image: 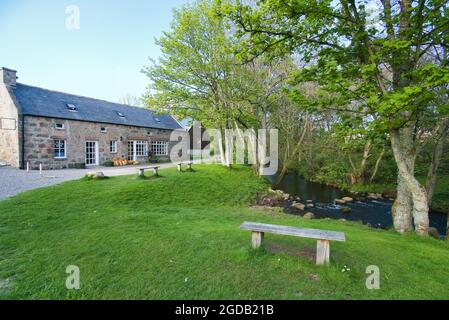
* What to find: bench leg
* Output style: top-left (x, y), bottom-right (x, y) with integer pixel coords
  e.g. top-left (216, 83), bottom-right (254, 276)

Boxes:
top-left (139, 170), bottom-right (145, 177)
top-left (251, 231), bottom-right (264, 249)
top-left (187, 164), bottom-right (192, 171)
top-left (154, 168), bottom-right (159, 176)
top-left (316, 240), bottom-right (330, 265)
top-left (177, 164), bottom-right (182, 172)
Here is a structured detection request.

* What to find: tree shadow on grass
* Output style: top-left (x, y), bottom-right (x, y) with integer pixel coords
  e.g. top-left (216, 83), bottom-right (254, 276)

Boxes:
top-left (267, 243), bottom-right (316, 262)
top-left (136, 174), bottom-right (164, 180)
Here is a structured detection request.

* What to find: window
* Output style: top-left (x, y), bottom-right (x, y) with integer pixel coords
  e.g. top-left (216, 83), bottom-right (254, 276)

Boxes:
top-left (151, 141), bottom-right (168, 156)
top-left (55, 123), bottom-right (65, 130)
top-left (110, 140), bottom-right (118, 153)
top-left (101, 127), bottom-right (107, 133)
top-left (66, 104), bottom-right (78, 112)
top-left (54, 140), bottom-right (66, 159)
top-left (135, 141), bottom-right (148, 156)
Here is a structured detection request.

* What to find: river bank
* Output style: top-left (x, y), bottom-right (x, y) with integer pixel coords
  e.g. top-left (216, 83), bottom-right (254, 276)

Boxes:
top-left (267, 172), bottom-right (448, 237)
top-left (292, 173), bottom-right (449, 214)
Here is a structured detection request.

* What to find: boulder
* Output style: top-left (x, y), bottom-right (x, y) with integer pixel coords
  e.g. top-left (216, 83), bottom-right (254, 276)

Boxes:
top-left (303, 212), bottom-right (315, 219)
top-left (342, 197), bottom-right (353, 203)
top-left (339, 218), bottom-right (347, 222)
top-left (341, 206), bottom-right (351, 214)
top-left (86, 171), bottom-right (106, 179)
top-left (291, 203), bottom-right (306, 211)
top-left (307, 203), bottom-right (315, 208)
top-left (428, 227), bottom-right (440, 239)
top-left (306, 200), bottom-right (313, 203)
top-left (367, 193), bottom-right (383, 200)
top-left (335, 199), bottom-right (346, 205)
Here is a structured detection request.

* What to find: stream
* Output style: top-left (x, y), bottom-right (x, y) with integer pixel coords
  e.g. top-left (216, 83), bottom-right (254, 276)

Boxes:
top-left (268, 172), bottom-right (448, 237)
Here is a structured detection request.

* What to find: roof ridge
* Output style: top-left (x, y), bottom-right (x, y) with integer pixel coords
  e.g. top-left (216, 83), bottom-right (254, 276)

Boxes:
top-left (15, 83), bottom-right (156, 113)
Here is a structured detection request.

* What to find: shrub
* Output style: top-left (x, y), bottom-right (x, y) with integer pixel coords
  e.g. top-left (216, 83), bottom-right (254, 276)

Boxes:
top-left (103, 160), bottom-right (114, 167)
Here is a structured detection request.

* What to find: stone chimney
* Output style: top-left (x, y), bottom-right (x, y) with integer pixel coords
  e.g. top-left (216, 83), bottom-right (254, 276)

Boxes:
top-left (0, 67), bottom-right (17, 87)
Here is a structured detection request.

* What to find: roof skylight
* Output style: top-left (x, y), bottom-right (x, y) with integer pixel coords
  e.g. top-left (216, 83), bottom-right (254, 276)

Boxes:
top-left (66, 103), bottom-right (78, 112)
top-left (116, 111), bottom-right (125, 118)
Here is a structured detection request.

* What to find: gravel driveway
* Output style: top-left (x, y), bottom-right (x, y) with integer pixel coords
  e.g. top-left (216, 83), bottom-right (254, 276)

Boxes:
top-left (0, 161), bottom-right (184, 201)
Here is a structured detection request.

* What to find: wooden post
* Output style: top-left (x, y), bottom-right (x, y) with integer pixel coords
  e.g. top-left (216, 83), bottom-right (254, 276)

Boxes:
top-left (251, 231), bottom-right (264, 249)
top-left (316, 239), bottom-right (330, 265)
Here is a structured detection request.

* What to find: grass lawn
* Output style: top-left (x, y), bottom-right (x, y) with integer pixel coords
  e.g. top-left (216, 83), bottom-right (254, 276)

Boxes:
top-left (0, 165), bottom-right (448, 299)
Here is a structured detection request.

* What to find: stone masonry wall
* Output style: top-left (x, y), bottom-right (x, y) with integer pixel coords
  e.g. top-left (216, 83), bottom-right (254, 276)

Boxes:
top-left (0, 83), bottom-right (20, 167)
top-left (24, 116), bottom-right (178, 170)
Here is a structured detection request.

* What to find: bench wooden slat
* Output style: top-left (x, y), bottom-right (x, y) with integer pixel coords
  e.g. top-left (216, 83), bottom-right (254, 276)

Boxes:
top-left (240, 221), bottom-right (345, 242)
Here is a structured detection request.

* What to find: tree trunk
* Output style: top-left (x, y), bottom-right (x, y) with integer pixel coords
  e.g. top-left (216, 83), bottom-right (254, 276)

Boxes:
top-left (425, 117), bottom-right (449, 206)
top-left (273, 116), bottom-right (309, 186)
top-left (390, 128), bottom-right (429, 235)
top-left (393, 175), bottom-right (414, 233)
top-left (369, 146), bottom-right (385, 183)
top-left (218, 127), bottom-right (227, 166)
top-left (358, 140), bottom-right (372, 184)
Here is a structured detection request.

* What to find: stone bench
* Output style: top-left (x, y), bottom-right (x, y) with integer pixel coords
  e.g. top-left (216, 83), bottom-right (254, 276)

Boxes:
top-left (177, 161), bottom-right (194, 172)
top-left (240, 221), bottom-right (346, 265)
top-left (138, 166), bottom-right (160, 177)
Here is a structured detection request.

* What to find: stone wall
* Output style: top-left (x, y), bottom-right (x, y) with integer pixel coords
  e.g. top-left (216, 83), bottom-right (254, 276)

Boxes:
top-left (0, 83), bottom-right (20, 167)
top-left (23, 116), bottom-right (179, 169)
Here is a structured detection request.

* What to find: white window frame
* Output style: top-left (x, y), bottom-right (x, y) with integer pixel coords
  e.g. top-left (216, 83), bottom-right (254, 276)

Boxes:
top-left (135, 140), bottom-right (148, 157)
top-left (54, 139), bottom-right (67, 159)
top-left (55, 123), bottom-right (65, 130)
top-left (110, 140), bottom-right (118, 154)
top-left (151, 141), bottom-right (168, 156)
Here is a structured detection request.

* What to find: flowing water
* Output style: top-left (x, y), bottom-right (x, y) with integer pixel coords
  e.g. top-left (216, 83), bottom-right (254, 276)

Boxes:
top-left (268, 172), bottom-right (448, 237)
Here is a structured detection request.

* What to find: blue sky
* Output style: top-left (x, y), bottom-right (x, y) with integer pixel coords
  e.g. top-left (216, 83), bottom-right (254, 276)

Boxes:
top-left (0, 0), bottom-right (189, 103)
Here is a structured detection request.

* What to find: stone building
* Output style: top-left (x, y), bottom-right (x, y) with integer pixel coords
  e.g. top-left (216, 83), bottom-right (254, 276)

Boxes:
top-left (0, 67), bottom-right (183, 169)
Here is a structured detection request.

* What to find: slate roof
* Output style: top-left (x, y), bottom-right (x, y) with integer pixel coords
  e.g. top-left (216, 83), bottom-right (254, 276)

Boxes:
top-left (12, 83), bottom-right (182, 130)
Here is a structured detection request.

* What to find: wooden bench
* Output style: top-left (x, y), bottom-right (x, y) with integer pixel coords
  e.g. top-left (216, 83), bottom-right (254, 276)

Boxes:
top-left (240, 221), bottom-right (345, 265)
top-left (177, 161), bottom-right (193, 172)
top-left (138, 166), bottom-right (160, 177)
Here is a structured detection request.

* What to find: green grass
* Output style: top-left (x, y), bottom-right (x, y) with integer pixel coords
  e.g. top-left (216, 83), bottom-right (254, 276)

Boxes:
top-left (349, 183), bottom-right (397, 195)
top-left (0, 165), bottom-right (448, 299)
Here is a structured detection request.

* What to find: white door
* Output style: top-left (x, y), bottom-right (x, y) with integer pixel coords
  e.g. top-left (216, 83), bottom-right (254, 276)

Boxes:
top-left (128, 141), bottom-right (136, 161)
top-left (85, 141), bottom-right (99, 166)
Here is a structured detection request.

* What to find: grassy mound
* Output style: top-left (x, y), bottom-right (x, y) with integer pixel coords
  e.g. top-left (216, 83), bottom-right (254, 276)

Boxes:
top-left (0, 165), bottom-right (448, 299)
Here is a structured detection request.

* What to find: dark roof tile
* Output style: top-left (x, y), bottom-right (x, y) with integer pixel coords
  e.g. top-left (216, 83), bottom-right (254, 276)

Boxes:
top-left (13, 84), bottom-right (182, 130)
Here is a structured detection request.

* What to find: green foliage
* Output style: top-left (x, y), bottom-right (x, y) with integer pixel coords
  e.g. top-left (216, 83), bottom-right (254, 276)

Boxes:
top-left (313, 161), bottom-right (349, 187)
top-left (103, 160), bottom-right (114, 167)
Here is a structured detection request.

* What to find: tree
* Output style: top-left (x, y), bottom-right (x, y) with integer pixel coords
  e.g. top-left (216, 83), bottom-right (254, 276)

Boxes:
top-left (225, 0), bottom-right (449, 235)
top-left (143, 0), bottom-right (297, 174)
top-left (119, 94), bottom-right (143, 107)
top-left (142, 0), bottom-right (238, 166)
